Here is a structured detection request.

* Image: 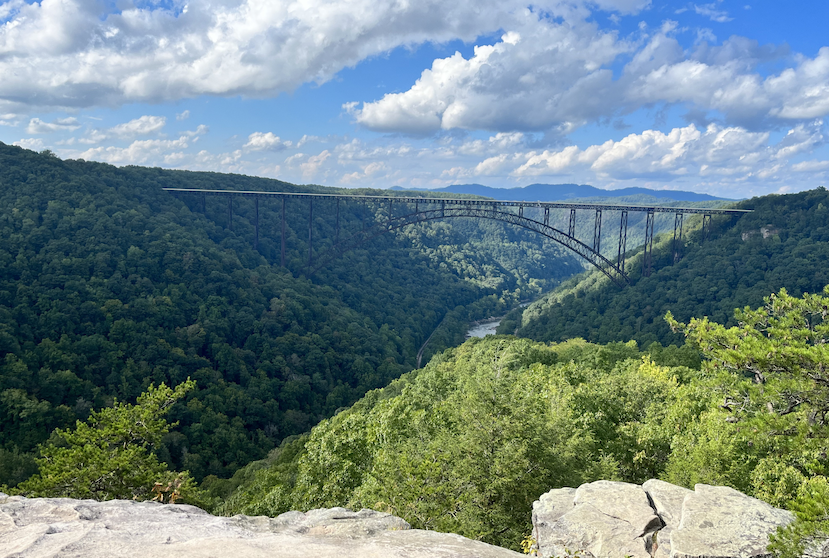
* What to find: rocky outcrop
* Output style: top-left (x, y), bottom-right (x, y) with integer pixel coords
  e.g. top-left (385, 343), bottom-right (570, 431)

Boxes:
top-left (532, 480), bottom-right (794, 558)
top-left (0, 493), bottom-right (523, 558)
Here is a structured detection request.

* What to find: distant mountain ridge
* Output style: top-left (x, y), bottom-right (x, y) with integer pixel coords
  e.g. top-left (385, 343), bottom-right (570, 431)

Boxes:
top-left (389, 183), bottom-right (732, 203)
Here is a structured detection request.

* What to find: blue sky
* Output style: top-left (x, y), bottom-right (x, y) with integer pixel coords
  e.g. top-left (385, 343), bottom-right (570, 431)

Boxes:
top-left (1, 0), bottom-right (828, 197)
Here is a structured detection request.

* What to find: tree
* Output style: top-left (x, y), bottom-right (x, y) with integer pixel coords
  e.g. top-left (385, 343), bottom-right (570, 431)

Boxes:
top-left (14, 379), bottom-right (199, 502)
top-left (667, 286), bottom-right (829, 558)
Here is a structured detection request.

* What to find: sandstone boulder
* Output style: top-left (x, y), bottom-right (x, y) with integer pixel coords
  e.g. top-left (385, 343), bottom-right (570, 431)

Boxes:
top-left (670, 484), bottom-right (794, 558)
top-left (532, 480), bottom-right (795, 558)
top-left (0, 493), bottom-right (523, 558)
top-left (641, 478), bottom-right (693, 558)
top-left (534, 481), bottom-right (663, 558)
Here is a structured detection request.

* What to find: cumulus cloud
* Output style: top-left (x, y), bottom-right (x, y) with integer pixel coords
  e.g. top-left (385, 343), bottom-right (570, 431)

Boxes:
top-left (0, 0), bottom-right (616, 109)
top-left (244, 132), bottom-right (292, 151)
top-left (13, 138), bottom-right (45, 151)
top-left (300, 151), bottom-right (332, 180)
top-left (26, 117), bottom-right (81, 134)
top-left (79, 115), bottom-right (167, 144)
top-left (76, 126), bottom-right (207, 165)
top-left (512, 121), bottom-right (824, 181)
top-left (176, 110), bottom-right (190, 121)
top-left (109, 115), bottom-right (166, 138)
top-left (351, 16), bottom-right (632, 134)
top-left (350, 15), bottom-right (829, 136)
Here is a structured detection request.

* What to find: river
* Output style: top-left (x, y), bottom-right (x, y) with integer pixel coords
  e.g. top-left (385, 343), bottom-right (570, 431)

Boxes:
top-left (466, 317), bottom-right (502, 338)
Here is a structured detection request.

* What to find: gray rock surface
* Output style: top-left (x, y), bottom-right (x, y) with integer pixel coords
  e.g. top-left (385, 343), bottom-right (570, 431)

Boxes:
top-left (532, 487), bottom-right (576, 552)
top-left (532, 480), bottom-right (794, 558)
top-left (671, 484), bottom-right (794, 558)
top-left (0, 493), bottom-right (523, 558)
top-left (535, 481), bottom-right (662, 558)
top-left (642, 479), bottom-right (693, 558)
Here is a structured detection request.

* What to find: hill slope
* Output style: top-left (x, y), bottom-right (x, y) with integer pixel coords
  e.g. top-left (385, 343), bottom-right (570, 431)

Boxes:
top-left (507, 188), bottom-right (829, 346)
top-left (215, 335), bottom-right (701, 550)
top-left (0, 144), bottom-right (581, 485)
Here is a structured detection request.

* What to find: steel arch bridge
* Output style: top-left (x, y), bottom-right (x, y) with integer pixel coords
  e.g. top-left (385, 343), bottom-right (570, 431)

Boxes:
top-left (163, 188), bottom-right (751, 287)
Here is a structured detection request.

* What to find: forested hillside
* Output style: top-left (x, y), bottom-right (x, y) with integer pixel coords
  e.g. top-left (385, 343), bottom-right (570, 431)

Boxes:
top-left (0, 143), bottom-right (580, 486)
top-left (213, 287), bottom-right (829, 555)
top-left (507, 188), bottom-right (829, 346)
top-left (214, 336), bottom-right (701, 550)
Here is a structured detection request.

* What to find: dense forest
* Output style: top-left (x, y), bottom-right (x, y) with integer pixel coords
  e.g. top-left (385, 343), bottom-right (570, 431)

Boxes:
top-left (506, 188), bottom-right (829, 346)
top-left (213, 336), bottom-right (701, 550)
top-left (0, 143), bottom-right (582, 486)
top-left (208, 285), bottom-right (829, 555)
top-left (5, 144), bottom-right (829, 557)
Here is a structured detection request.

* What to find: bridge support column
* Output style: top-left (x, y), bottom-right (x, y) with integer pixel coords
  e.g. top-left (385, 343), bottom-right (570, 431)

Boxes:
top-left (544, 207), bottom-right (550, 226)
top-left (673, 212), bottom-right (684, 262)
top-left (308, 199), bottom-right (313, 268)
top-left (568, 208), bottom-right (576, 237)
top-left (642, 210), bottom-right (655, 277)
top-left (617, 210), bottom-right (628, 275)
top-left (702, 213), bottom-right (712, 241)
top-left (227, 196), bottom-right (232, 231)
top-left (202, 193), bottom-right (206, 213)
top-left (254, 197), bottom-right (259, 250)
top-left (281, 197), bottom-right (286, 267)
top-left (441, 201), bottom-right (445, 218)
top-left (593, 209), bottom-right (602, 253)
top-left (335, 198), bottom-right (340, 243)
top-left (519, 205), bottom-right (524, 218)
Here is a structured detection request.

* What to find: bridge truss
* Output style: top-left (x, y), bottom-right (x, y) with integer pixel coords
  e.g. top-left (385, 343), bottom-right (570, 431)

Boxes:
top-left (163, 188), bottom-right (750, 287)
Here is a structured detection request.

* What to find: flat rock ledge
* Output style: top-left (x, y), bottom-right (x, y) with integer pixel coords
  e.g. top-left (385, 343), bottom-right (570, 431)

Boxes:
top-left (532, 480), bottom-right (794, 558)
top-left (0, 493), bottom-right (523, 558)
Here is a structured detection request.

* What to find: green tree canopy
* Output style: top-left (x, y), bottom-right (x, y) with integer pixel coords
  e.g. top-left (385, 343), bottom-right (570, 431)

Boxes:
top-left (14, 379), bottom-right (197, 502)
top-left (667, 287), bottom-right (829, 558)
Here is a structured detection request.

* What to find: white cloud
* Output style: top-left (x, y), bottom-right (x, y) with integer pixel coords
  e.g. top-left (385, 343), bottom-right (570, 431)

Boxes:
top-left (300, 150), bottom-right (331, 180)
top-left (512, 122), bottom-right (824, 182)
top-left (74, 125), bottom-right (207, 165)
top-left (13, 138), bottom-right (45, 151)
top-left (78, 115), bottom-right (167, 144)
top-left (341, 161), bottom-right (388, 184)
top-left (26, 117), bottom-right (81, 134)
top-left (458, 132), bottom-right (526, 156)
top-left (109, 115), bottom-right (166, 138)
top-left (176, 110), bottom-right (190, 121)
top-left (78, 137), bottom-right (189, 165)
top-left (183, 125), bottom-right (209, 139)
top-left (626, 37), bottom-right (829, 128)
top-left (693, 3), bottom-right (733, 22)
top-left (0, 0), bottom-right (634, 109)
top-left (791, 160), bottom-right (829, 173)
top-left (351, 15), bottom-right (633, 134)
top-left (244, 131), bottom-right (292, 151)
top-left (297, 135), bottom-right (323, 148)
top-left (351, 15), bottom-right (829, 136)
top-left (0, 113), bottom-right (18, 126)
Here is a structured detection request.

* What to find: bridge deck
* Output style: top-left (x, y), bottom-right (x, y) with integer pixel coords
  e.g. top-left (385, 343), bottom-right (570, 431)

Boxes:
top-left (162, 188), bottom-right (750, 215)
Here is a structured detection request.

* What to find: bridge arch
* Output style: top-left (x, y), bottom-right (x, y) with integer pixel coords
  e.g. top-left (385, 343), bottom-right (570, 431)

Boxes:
top-left (162, 188), bottom-right (751, 288)
top-left (309, 205), bottom-right (630, 286)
